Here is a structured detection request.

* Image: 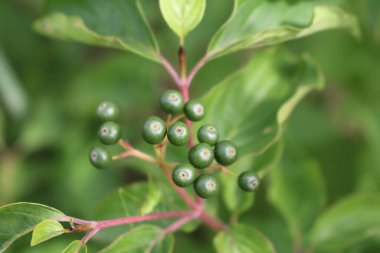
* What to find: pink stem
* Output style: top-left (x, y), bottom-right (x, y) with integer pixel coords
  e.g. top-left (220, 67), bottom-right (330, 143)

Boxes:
top-left (162, 166), bottom-right (199, 210)
top-left (81, 229), bottom-right (99, 244)
top-left (199, 210), bottom-right (228, 231)
top-left (158, 53), bottom-right (182, 87)
top-left (95, 211), bottom-right (192, 229)
top-left (187, 53), bottom-right (212, 87)
top-left (56, 216), bottom-right (94, 226)
top-left (163, 214), bottom-right (197, 234)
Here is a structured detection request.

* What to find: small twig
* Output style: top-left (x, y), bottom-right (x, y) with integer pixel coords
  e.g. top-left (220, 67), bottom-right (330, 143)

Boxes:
top-left (95, 211), bottom-right (192, 229)
top-left (157, 53), bottom-right (182, 87)
top-left (80, 229), bottom-right (100, 245)
top-left (209, 165), bottom-right (238, 176)
top-left (163, 213), bottom-right (198, 234)
top-left (161, 165), bottom-right (199, 210)
top-left (187, 53), bottom-right (212, 87)
top-left (115, 140), bottom-right (157, 164)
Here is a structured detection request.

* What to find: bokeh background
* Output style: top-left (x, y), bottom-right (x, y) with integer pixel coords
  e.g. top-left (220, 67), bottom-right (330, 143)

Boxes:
top-left (0, 0), bottom-right (379, 252)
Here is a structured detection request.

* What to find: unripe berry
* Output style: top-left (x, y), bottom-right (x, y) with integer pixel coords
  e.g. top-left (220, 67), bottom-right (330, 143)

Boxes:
top-left (184, 100), bottom-right (205, 121)
top-left (194, 174), bottom-right (219, 198)
top-left (214, 140), bottom-right (238, 165)
top-left (167, 121), bottom-right (190, 146)
top-left (98, 122), bottom-right (122, 145)
top-left (160, 89), bottom-right (184, 114)
top-left (96, 101), bottom-right (119, 121)
top-left (89, 146), bottom-right (111, 169)
top-left (238, 171), bottom-right (260, 192)
top-left (142, 116), bottom-right (166, 145)
top-left (172, 163), bottom-right (196, 187)
top-left (197, 125), bottom-right (219, 146)
top-left (188, 143), bottom-right (214, 169)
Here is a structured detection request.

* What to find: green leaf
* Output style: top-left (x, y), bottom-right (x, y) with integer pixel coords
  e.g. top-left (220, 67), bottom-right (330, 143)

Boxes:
top-left (159, 0), bottom-right (206, 43)
top-left (200, 48), bottom-right (323, 168)
top-left (0, 202), bottom-right (64, 252)
top-left (34, 0), bottom-right (159, 62)
top-left (31, 220), bottom-right (65, 246)
top-left (208, 1), bottom-right (359, 59)
top-left (213, 223), bottom-right (276, 253)
top-left (309, 195), bottom-right (380, 251)
top-left (100, 225), bottom-right (174, 253)
top-left (61, 240), bottom-right (87, 253)
top-left (268, 146), bottom-right (326, 246)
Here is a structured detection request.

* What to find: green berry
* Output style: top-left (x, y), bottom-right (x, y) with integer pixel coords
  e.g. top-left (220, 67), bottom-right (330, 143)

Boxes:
top-left (142, 116), bottom-right (167, 145)
top-left (188, 143), bottom-right (214, 169)
top-left (89, 146), bottom-right (111, 169)
top-left (194, 174), bottom-right (219, 198)
top-left (184, 100), bottom-right (205, 121)
top-left (168, 121), bottom-right (190, 146)
top-left (96, 101), bottom-right (119, 121)
top-left (98, 122), bottom-right (122, 145)
top-left (214, 140), bottom-right (238, 165)
top-left (172, 163), bottom-right (196, 187)
top-left (160, 89), bottom-right (184, 114)
top-left (197, 125), bottom-right (219, 146)
top-left (238, 171), bottom-right (260, 192)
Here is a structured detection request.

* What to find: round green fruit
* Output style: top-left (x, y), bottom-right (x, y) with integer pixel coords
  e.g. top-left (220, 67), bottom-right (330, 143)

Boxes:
top-left (194, 174), bottom-right (219, 198)
top-left (184, 100), bottom-right (205, 121)
top-left (214, 140), bottom-right (238, 165)
top-left (142, 116), bottom-right (167, 145)
top-left (172, 163), bottom-right (196, 187)
top-left (238, 171), bottom-right (260, 192)
top-left (96, 101), bottom-right (119, 121)
top-left (160, 89), bottom-right (184, 114)
top-left (168, 121), bottom-right (190, 146)
top-left (89, 146), bottom-right (111, 169)
top-left (197, 125), bottom-right (219, 146)
top-left (188, 143), bottom-right (214, 169)
top-left (98, 122), bottom-right (122, 145)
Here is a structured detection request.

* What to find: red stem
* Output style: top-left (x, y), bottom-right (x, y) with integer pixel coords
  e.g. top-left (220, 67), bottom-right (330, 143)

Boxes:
top-left (95, 211), bottom-right (192, 229)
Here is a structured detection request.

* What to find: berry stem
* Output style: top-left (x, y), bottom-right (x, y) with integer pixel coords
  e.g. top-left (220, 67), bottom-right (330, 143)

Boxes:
top-left (116, 140), bottom-right (157, 164)
top-left (162, 164), bottom-right (199, 210)
top-left (209, 165), bottom-right (238, 176)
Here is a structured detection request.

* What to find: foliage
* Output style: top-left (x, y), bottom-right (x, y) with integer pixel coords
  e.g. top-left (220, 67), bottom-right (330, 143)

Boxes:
top-left (1, 0), bottom-right (379, 253)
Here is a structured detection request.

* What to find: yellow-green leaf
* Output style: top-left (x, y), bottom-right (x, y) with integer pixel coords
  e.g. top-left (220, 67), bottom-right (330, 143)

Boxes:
top-left (31, 220), bottom-right (65, 246)
top-left (159, 0), bottom-right (206, 43)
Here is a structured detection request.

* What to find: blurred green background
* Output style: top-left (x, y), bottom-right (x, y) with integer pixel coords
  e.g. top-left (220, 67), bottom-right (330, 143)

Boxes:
top-left (0, 0), bottom-right (379, 252)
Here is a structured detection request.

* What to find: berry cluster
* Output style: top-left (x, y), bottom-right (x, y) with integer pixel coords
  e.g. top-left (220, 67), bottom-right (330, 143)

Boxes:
top-left (89, 102), bottom-right (121, 169)
top-left (142, 89), bottom-right (257, 198)
top-left (88, 90), bottom-right (261, 199)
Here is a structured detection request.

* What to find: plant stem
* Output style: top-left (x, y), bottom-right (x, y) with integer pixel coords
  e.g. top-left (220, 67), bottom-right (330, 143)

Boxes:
top-left (162, 164), bottom-right (199, 210)
top-left (158, 53), bottom-right (182, 87)
top-left (187, 53), bottom-right (212, 87)
top-left (95, 211), bottom-right (192, 229)
top-left (179, 46), bottom-right (187, 83)
top-left (116, 140), bottom-right (157, 164)
top-left (163, 213), bottom-right (198, 234)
